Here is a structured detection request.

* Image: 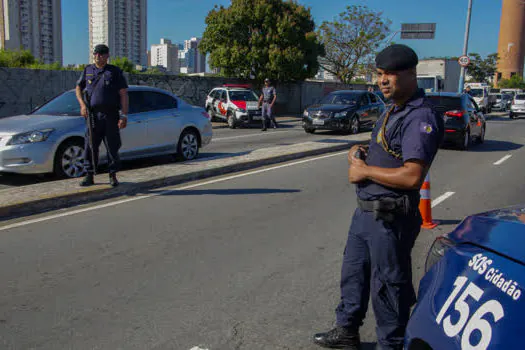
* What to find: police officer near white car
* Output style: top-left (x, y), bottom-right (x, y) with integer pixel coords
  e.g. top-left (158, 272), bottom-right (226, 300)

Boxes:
top-left (258, 78), bottom-right (278, 131)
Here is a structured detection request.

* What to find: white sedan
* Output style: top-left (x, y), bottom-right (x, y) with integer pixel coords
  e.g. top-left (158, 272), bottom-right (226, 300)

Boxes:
top-left (0, 86), bottom-right (212, 178)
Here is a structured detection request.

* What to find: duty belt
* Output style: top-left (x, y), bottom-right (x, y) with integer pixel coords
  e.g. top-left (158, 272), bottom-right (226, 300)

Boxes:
top-left (357, 196), bottom-right (412, 223)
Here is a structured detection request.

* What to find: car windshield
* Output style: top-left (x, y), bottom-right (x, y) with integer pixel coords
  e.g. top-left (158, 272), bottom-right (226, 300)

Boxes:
top-left (469, 89), bottom-right (484, 97)
top-left (516, 94), bottom-right (525, 100)
top-left (31, 91), bottom-right (81, 116)
top-left (495, 94), bottom-right (502, 99)
top-left (229, 90), bottom-right (259, 101)
top-left (320, 93), bottom-right (359, 105)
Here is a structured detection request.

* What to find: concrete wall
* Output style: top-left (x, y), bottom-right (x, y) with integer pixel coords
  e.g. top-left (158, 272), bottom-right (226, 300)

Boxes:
top-left (0, 68), bottom-right (369, 118)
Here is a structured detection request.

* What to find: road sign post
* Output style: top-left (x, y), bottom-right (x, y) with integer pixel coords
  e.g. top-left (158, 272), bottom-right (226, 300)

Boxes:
top-left (458, 0), bottom-right (473, 93)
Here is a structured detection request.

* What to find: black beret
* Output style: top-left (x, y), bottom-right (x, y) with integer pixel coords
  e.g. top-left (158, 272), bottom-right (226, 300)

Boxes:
top-left (93, 44), bottom-right (109, 55)
top-left (375, 44), bottom-right (418, 71)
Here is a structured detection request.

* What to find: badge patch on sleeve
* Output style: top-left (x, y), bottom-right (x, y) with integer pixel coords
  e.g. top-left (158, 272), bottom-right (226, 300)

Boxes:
top-left (420, 122), bottom-right (433, 134)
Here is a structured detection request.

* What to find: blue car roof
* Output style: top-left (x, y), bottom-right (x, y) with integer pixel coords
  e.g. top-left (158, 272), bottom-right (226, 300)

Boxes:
top-left (447, 205), bottom-right (525, 264)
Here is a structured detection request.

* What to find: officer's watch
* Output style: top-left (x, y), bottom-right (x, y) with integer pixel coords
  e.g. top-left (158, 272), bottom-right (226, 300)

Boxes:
top-left (120, 114), bottom-right (128, 119)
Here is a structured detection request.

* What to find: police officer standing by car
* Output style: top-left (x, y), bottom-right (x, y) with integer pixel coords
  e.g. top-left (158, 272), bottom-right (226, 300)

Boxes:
top-left (75, 44), bottom-right (129, 187)
top-left (313, 44), bottom-right (444, 350)
top-left (258, 78), bottom-right (277, 131)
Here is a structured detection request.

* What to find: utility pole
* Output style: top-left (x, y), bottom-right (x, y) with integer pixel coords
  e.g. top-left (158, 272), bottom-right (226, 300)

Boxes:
top-left (458, 0), bottom-right (473, 93)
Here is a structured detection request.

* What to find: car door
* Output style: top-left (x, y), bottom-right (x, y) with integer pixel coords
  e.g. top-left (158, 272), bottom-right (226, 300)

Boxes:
top-left (467, 97), bottom-right (482, 136)
top-left (140, 91), bottom-right (182, 152)
top-left (109, 90), bottom-right (149, 158)
top-left (217, 90), bottom-right (228, 119)
top-left (367, 93), bottom-right (381, 123)
top-left (357, 93), bottom-right (372, 127)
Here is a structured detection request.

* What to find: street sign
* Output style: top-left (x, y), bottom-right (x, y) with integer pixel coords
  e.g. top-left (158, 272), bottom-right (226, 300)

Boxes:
top-left (400, 23), bottom-right (436, 39)
top-left (458, 55), bottom-right (470, 67)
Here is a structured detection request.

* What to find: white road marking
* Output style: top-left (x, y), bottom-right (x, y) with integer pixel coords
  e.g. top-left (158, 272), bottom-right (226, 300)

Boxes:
top-left (189, 347), bottom-right (209, 350)
top-left (493, 154), bottom-right (512, 165)
top-left (0, 151), bottom-right (348, 231)
top-left (432, 192), bottom-right (455, 208)
top-left (213, 129), bottom-right (301, 141)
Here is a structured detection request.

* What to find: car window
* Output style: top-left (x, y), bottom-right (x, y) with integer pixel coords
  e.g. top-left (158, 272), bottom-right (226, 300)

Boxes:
top-left (149, 92), bottom-right (178, 110)
top-left (229, 90), bottom-right (259, 101)
top-left (209, 90), bottom-right (217, 99)
top-left (31, 91), bottom-right (81, 116)
top-left (320, 93), bottom-right (359, 105)
top-left (469, 89), bottom-right (484, 98)
top-left (515, 94), bottom-right (525, 100)
top-left (220, 90), bottom-right (227, 101)
top-left (368, 93), bottom-right (378, 103)
top-left (427, 96), bottom-right (463, 114)
top-left (128, 91), bottom-right (148, 114)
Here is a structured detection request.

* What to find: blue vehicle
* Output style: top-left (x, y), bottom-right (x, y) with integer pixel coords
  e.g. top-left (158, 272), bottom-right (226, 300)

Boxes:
top-left (405, 205), bottom-right (525, 350)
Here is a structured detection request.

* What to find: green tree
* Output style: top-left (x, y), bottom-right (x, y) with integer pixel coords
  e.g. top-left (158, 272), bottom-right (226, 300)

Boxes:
top-left (0, 49), bottom-right (37, 67)
top-left (318, 5), bottom-right (391, 83)
top-left (467, 53), bottom-right (498, 83)
top-left (199, 0), bottom-right (324, 82)
top-left (110, 56), bottom-right (136, 73)
top-left (498, 74), bottom-right (525, 89)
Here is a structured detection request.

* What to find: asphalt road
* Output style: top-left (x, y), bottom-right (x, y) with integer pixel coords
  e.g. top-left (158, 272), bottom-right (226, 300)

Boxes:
top-left (0, 119), bottom-right (367, 190)
top-left (0, 114), bottom-right (524, 349)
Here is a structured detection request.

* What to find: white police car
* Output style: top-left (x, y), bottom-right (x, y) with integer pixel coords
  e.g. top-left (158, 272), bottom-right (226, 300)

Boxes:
top-left (205, 85), bottom-right (262, 129)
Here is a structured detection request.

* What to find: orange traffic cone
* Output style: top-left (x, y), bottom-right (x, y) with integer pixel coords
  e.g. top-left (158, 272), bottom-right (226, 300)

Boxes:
top-left (419, 174), bottom-right (438, 229)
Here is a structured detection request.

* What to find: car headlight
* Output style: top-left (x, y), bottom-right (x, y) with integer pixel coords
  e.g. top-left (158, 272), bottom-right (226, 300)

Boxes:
top-left (333, 112), bottom-right (346, 118)
top-left (7, 129), bottom-right (54, 145)
top-left (237, 108), bottom-right (246, 113)
top-left (424, 236), bottom-right (456, 273)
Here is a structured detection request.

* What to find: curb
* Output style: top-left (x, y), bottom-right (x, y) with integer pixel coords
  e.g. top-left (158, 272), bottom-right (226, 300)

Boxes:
top-left (212, 117), bottom-right (301, 129)
top-left (0, 139), bottom-right (367, 221)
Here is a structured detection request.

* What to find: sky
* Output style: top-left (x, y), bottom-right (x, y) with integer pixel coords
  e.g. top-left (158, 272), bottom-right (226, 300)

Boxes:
top-left (62, 0), bottom-right (503, 66)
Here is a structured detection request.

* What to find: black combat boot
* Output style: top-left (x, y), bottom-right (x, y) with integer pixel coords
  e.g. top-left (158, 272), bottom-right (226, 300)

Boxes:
top-left (109, 173), bottom-right (119, 187)
top-left (313, 326), bottom-right (361, 349)
top-left (80, 173), bottom-right (94, 187)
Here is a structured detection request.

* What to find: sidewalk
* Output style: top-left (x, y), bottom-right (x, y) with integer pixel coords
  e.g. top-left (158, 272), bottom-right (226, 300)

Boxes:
top-left (212, 115), bottom-right (302, 129)
top-left (0, 132), bottom-right (371, 221)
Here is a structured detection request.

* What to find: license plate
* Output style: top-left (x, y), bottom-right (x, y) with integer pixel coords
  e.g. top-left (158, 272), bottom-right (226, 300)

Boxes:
top-left (253, 116), bottom-right (262, 120)
top-left (313, 119), bottom-right (325, 125)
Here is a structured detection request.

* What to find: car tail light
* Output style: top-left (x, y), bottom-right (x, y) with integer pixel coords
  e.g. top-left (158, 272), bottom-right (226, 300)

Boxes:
top-left (202, 111), bottom-right (211, 119)
top-left (444, 110), bottom-right (464, 118)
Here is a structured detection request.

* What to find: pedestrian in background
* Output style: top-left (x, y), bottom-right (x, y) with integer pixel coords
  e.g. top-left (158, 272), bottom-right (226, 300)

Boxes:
top-left (258, 78), bottom-right (277, 131)
top-left (75, 44), bottom-right (129, 187)
top-left (313, 44), bottom-right (444, 350)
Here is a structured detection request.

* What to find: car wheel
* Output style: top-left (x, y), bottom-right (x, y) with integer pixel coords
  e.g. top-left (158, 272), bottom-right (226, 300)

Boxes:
top-left (350, 115), bottom-right (360, 134)
top-left (227, 112), bottom-right (237, 129)
top-left (459, 128), bottom-right (470, 150)
top-left (510, 112), bottom-right (515, 119)
top-left (176, 129), bottom-right (199, 161)
top-left (304, 127), bottom-right (315, 134)
top-left (54, 139), bottom-right (86, 178)
top-left (477, 124), bottom-right (485, 144)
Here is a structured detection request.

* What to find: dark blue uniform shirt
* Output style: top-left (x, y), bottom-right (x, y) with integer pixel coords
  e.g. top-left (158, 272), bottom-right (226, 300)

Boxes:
top-left (357, 89), bottom-right (444, 201)
top-left (77, 64), bottom-right (128, 112)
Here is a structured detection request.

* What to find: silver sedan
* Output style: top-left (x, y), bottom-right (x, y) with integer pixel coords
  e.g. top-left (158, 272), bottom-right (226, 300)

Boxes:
top-left (0, 85), bottom-right (212, 178)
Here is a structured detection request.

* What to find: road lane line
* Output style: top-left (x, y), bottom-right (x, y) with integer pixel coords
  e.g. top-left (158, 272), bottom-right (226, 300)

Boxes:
top-left (0, 151), bottom-right (349, 231)
top-left (214, 129), bottom-right (301, 141)
top-left (493, 154), bottom-right (512, 165)
top-left (432, 192), bottom-right (455, 208)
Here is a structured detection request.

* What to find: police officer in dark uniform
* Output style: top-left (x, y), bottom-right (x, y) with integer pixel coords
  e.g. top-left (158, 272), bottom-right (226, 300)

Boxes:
top-left (75, 44), bottom-right (129, 187)
top-left (313, 44), bottom-right (444, 350)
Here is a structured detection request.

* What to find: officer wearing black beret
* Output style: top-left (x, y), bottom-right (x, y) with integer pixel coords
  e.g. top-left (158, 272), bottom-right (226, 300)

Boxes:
top-left (75, 44), bottom-right (129, 187)
top-left (314, 44), bottom-right (444, 350)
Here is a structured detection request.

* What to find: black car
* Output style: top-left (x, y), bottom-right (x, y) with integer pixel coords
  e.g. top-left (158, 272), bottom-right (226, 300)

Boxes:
top-left (427, 92), bottom-right (486, 150)
top-left (302, 90), bottom-right (386, 134)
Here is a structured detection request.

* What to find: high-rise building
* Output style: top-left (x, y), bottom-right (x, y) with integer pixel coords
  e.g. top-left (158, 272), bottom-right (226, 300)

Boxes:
top-left (88, 0), bottom-right (147, 66)
top-left (495, 0), bottom-right (525, 86)
top-left (179, 37), bottom-right (206, 73)
top-left (150, 38), bottom-right (179, 73)
top-left (0, 0), bottom-right (62, 65)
